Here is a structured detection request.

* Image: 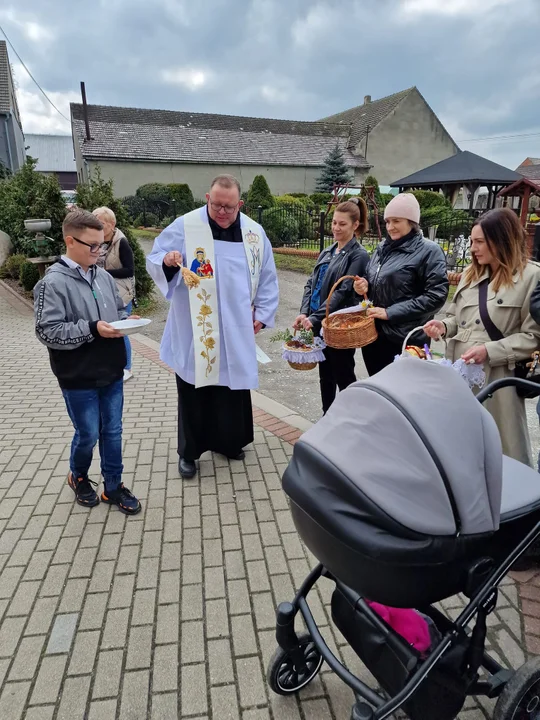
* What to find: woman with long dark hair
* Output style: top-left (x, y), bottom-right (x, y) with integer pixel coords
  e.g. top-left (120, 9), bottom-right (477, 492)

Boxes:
top-left (425, 208), bottom-right (540, 465)
top-left (294, 200), bottom-right (369, 414)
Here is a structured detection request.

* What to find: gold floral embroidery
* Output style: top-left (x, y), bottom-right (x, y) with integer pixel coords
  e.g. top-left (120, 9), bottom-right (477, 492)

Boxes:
top-left (197, 289), bottom-right (216, 376)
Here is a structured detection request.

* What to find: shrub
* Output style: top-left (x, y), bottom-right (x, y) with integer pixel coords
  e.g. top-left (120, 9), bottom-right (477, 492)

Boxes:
top-left (135, 183), bottom-right (171, 203)
top-left (247, 175), bottom-right (274, 209)
top-left (76, 167), bottom-right (153, 301)
top-left (309, 192), bottom-right (332, 209)
top-left (287, 192), bottom-right (308, 198)
top-left (167, 183), bottom-right (194, 216)
top-left (20, 261), bottom-right (40, 291)
top-left (122, 195), bottom-right (144, 223)
top-left (193, 198), bottom-right (206, 209)
top-left (142, 212), bottom-right (159, 228)
top-left (161, 216), bottom-right (174, 228)
top-left (261, 208), bottom-right (300, 247)
top-left (421, 207), bottom-right (474, 240)
top-left (408, 190), bottom-right (450, 212)
top-left (0, 157), bottom-right (66, 256)
top-left (4, 254), bottom-right (27, 280)
top-left (19, 261), bottom-right (39, 290)
top-left (380, 193), bottom-right (394, 207)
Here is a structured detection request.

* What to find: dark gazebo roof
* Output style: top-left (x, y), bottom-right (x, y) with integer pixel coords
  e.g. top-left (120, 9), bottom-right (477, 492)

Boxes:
top-left (391, 151), bottom-right (521, 188)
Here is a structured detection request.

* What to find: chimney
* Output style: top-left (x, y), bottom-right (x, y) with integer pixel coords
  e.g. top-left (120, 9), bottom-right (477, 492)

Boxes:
top-left (364, 95), bottom-right (371, 104)
top-left (80, 81), bottom-right (91, 141)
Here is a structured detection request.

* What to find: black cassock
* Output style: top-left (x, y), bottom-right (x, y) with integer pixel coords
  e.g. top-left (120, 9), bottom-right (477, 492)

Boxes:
top-left (166, 212), bottom-right (255, 461)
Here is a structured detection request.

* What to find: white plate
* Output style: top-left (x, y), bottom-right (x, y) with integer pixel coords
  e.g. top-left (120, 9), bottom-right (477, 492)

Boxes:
top-left (110, 318), bottom-right (152, 336)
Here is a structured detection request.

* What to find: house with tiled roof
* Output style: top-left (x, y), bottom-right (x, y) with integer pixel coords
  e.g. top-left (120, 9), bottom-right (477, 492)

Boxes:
top-left (321, 87), bottom-right (458, 185)
top-left (70, 86), bottom-right (457, 197)
top-left (0, 40), bottom-right (25, 174)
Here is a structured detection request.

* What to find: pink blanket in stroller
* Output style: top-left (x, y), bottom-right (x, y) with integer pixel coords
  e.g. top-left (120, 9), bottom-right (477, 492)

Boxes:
top-left (367, 602), bottom-right (432, 654)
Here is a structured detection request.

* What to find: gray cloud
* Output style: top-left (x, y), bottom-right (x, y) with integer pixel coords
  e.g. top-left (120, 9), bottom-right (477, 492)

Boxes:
top-left (3, 0), bottom-right (540, 169)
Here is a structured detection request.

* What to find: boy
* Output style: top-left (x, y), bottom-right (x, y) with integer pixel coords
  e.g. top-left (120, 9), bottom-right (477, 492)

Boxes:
top-left (34, 209), bottom-right (141, 515)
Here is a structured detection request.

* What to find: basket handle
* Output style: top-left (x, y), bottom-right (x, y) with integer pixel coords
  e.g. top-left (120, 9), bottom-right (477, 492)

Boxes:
top-left (401, 326), bottom-right (447, 355)
top-left (325, 275), bottom-right (368, 323)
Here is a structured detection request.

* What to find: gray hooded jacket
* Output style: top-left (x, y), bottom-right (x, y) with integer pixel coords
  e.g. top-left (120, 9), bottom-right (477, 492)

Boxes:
top-left (34, 260), bottom-right (128, 389)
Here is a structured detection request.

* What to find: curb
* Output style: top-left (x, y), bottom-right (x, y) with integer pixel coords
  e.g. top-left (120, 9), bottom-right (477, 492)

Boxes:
top-left (130, 334), bottom-right (309, 445)
top-left (0, 279), bottom-right (34, 312)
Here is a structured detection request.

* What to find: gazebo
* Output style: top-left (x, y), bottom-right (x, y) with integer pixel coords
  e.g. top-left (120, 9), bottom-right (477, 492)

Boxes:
top-left (391, 150), bottom-right (521, 210)
top-left (498, 176), bottom-right (540, 225)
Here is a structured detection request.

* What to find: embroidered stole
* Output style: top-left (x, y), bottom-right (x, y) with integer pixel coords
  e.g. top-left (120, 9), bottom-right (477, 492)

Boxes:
top-left (183, 210), bottom-right (264, 388)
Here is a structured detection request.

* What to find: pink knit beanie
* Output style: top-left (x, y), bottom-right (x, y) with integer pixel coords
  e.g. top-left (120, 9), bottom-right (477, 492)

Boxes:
top-left (384, 193), bottom-right (421, 224)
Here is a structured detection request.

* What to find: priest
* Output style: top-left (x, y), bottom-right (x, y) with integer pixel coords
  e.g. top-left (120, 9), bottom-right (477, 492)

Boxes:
top-left (146, 175), bottom-right (279, 478)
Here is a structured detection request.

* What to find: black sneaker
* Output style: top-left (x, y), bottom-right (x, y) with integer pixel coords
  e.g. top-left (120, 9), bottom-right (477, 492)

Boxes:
top-left (101, 484), bottom-right (142, 515)
top-left (67, 472), bottom-right (100, 508)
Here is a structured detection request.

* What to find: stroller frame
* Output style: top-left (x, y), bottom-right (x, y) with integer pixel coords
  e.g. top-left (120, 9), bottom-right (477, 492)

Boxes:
top-left (268, 377), bottom-right (540, 720)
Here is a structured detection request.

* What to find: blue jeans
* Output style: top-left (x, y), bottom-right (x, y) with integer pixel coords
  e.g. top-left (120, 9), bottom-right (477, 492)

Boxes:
top-left (62, 380), bottom-right (124, 491)
top-left (124, 301), bottom-right (132, 371)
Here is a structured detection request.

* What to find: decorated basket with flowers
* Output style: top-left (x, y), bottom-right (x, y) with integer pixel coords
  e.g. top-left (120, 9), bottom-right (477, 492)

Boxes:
top-left (321, 275), bottom-right (378, 349)
top-left (394, 326), bottom-right (486, 390)
top-left (270, 328), bottom-right (326, 371)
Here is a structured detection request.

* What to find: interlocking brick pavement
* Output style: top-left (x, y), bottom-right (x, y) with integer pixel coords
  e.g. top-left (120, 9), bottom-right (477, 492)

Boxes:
top-left (0, 283), bottom-right (538, 720)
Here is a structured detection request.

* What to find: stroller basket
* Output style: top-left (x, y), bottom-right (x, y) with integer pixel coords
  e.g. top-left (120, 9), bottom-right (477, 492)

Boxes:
top-left (331, 584), bottom-right (469, 720)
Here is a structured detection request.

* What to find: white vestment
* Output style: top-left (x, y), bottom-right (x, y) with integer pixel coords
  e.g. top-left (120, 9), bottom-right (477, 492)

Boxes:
top-left (146, 208), bottom-right (279, 390)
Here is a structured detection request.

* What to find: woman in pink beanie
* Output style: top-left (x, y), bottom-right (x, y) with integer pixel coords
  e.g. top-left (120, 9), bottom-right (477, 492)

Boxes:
top-left (354, 192), bottom-right (448, 375)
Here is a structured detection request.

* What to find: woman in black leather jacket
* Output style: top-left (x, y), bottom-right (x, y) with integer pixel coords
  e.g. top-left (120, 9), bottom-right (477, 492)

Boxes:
top-left (354, 193), bottom-right (448, 376)
top-left (294, 200), bottom-right (369, 413)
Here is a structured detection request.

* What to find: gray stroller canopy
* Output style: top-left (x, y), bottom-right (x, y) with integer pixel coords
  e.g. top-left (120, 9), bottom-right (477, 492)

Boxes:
top-left (301, 359), bottom-right (503, 536)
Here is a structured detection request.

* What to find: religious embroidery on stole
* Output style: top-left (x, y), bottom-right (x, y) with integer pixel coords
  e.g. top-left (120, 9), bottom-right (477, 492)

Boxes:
top-left (190, 247), bottom-right (214, 278)
top-left (246, 231), bottom-right (261, 279)
top-left (196, 289), bottom-right (216, 377)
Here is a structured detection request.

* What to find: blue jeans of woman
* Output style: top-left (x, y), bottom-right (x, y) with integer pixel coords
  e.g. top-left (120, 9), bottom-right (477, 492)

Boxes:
top-left (62, 379), bottom-right (124, 492)
top-left (124, 301), bottom-right (132, 370)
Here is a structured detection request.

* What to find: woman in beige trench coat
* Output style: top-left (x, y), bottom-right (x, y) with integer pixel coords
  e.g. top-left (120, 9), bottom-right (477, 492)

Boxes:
top-left (425, 208), bottom-right (540, 466)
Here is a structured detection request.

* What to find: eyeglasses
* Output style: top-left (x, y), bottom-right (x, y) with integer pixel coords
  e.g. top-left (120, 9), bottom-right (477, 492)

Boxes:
top-left (209, 201), bottom-right (239, 215)
top-left (72, 236), bottom-right (103, 254)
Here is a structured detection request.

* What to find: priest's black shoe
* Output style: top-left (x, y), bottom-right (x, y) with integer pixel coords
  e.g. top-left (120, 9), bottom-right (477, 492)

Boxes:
top-left (179, 457), bottom-right (197, 479)
top-left (227, 450), bottom-right (245, 461)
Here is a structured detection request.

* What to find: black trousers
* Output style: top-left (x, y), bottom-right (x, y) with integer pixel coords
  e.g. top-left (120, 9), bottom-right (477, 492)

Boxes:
top-left (176, 375), bottom-right (254, 460)
top-left (362, 334), bottom-right (403, 377)
top-left (318, 347), bottom-right (356, 414)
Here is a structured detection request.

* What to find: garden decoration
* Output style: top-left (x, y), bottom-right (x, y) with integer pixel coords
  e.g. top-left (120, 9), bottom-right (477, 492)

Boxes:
top-left (394, 326), bottom-right (486, 390)
top-left (321, 275), bottom-right (378, 349)
top-left (270, 328), bottom-right (326, 371)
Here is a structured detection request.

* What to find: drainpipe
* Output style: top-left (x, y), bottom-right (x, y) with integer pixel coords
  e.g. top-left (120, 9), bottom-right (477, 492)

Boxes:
top-left (4, 115), bottom-right (14, 172)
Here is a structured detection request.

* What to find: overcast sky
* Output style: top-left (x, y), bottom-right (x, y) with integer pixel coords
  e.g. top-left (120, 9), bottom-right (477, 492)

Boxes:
top-left (3, 0), bottom-right (539, 170)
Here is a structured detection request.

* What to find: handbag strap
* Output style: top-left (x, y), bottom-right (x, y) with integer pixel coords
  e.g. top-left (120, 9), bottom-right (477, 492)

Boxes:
top-left (478, 278), bottom-right (504, 342)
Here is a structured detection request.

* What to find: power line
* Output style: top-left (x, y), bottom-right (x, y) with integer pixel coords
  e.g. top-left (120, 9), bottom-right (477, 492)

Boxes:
top-left (0, 23), bottom-right (70, 123)
top-left (458, 131), bottom-right (540, 143)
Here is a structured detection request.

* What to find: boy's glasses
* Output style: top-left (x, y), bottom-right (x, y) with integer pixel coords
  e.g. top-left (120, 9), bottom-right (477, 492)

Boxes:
top-left (72, 236), bottom-right (103, 254)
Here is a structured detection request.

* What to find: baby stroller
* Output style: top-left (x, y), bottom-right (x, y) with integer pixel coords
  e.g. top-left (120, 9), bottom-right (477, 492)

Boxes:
top-left (266, 359), bottom-right (540, 719)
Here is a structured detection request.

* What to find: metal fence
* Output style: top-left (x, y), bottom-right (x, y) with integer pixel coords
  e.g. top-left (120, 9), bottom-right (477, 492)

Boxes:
top-left (244, 203), bottom-right (480, 272)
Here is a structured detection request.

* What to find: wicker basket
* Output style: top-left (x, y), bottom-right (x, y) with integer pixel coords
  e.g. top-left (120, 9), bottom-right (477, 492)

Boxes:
top-left (288, 360), bottom-right (317, 371)
top-left (322, 275), bottom-right (378, 350)
top-left (284, 332), bottom-right (320, 371)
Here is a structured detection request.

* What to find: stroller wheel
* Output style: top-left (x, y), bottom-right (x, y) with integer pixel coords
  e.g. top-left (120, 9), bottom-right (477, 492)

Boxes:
top-left (267, 632), bottom-right (323, 695)
top-left (494, 657), bottom-right (540, 719)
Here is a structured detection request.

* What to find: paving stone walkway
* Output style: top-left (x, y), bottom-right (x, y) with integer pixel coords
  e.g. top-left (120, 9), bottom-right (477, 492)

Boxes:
top-left (0, 284), bottom-right (538, 720)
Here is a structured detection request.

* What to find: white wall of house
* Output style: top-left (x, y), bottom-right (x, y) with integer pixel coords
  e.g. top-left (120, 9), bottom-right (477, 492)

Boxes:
top-left (82, 159), bottom-right (368, 198)
top-left (354, 90), bottom-right (458, 185)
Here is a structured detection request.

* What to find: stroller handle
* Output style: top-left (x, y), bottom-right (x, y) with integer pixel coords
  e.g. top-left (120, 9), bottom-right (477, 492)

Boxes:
top-left (476, 376), bottom-right (540, 404)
